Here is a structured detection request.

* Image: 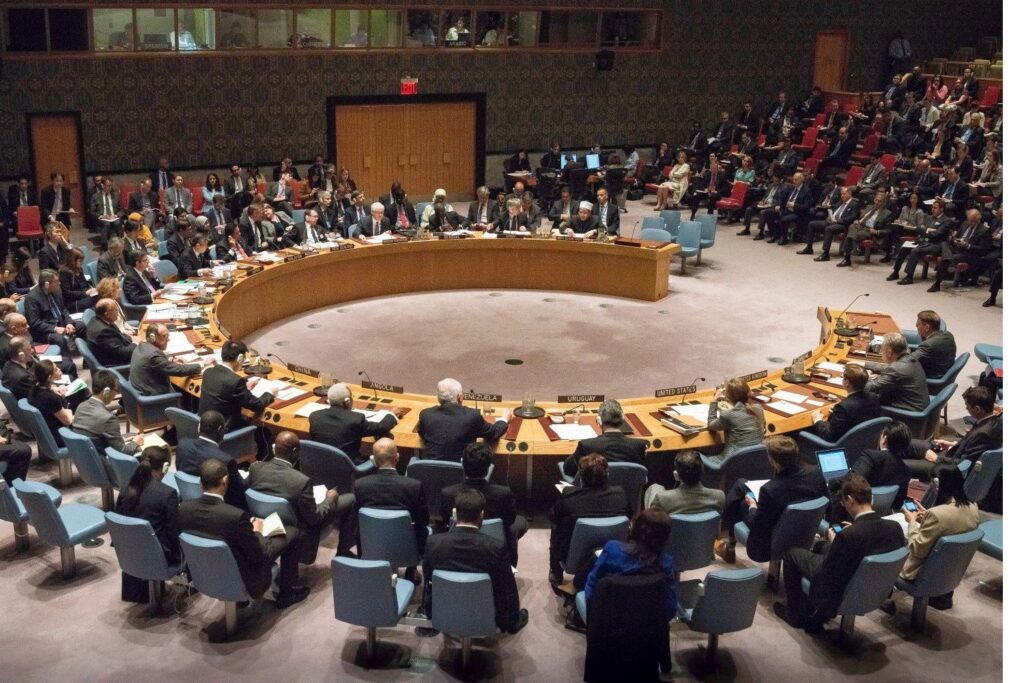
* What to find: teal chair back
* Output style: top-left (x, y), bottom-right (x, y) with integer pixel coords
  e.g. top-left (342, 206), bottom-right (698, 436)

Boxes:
top-left (83, 261), bottom-right (99, 285)
top-left (431, 570), bottom-right (497, 639)
top-left (666, 511), bottom-right (720, 572)
top-left (696, 213), bottom-right (717, 248)
top-left (963, 448), bottom-right (1002, 502)
top-left (685, 567), bottom-right (764, 634)
top-left (835, 547), bottom-right (909, 616)
top-left (164, 407), bottom-right (200, 441)
top-left (17, 398), bottom-right (67, 462)
top-left (659, 210), bottom-right (682, 237)
top-left (152, 259), bottom-right (178, 283)
top-left (173, 471), bottom-right (203, 501)
top-left (298, 440), bottom-right (359, 493)
top-left (245, 488), bottom-right (298, 527)
top-left (59, 427), bottom-right (114, 491)
top-left (769, 497), bottom-right (829, 562)
top-left (564, 516), bottom-right (629, 575)
top-left (332, 556), bottom-right (414, 628)
top-left (641, 216), bottom-right (666, 234)
top-left (105, 447), bottom-right (141, 491)
top-left (359, 508), bottom-right (421, 568)
top-left (899, 528), bottom-right (984, 598)
top-left (639, 228), bottom-right (672, 242)
top-left (179, 532), bottom-right (251, 602)
top-left (106, 511), bottom-right (182, 581)
top-left (406, 458), bottom-right (467, 521)
top-left (608, 461), bottom-right (648, 512)
top-left (677, 221), bottom-right (701, 255)
top-left (870, 485), bottom-right (900, 515)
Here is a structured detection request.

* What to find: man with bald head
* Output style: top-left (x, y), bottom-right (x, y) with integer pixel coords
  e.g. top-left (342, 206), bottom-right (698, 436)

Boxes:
top-left (308, 383), bottom-right (398, 464)
top-left (417, 378), bottom-right (510, 461)
top-left (354, 438), bottom-right (429, 575)
top-left (86, 298), bottom-right (137, 366)
top-left (249, 430), bottom-right (357, 558)
top-left (1, 317), bottom-right (77, 378)
top-left (130, 323), bottom-right (209, 396)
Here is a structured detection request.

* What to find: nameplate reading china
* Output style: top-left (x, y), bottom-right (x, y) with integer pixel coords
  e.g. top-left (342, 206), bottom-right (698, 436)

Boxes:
top-left (362, 380), bottom-right (405, 394)
top-left (464, 392), bottom-right (502, 402)
top-left (558, 394), bottom-right (605, 403)
top-left (792, 350), bottom-right (812, 364)
top-left (654, 385), bottom-right (697, 399)
top-left (288, 363), bottom-right (320, 379)
top-left (739, 370), bottom-right (768, 383)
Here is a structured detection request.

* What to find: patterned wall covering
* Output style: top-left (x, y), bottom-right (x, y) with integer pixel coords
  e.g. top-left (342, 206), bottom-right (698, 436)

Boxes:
top-left (0, 0), bottom-right (1001, 181)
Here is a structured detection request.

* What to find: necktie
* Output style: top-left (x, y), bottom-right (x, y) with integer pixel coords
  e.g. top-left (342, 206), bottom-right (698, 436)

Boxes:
top-left (20, 192), bottom-right (27, 206)
top-left (48, 295), bottom-right (61, 322)
top-left (864, 208), bottom-right (877, 227)
top-left (175, 190), bottom-right (182, 209)
top-left (373, 221), bottom-right (380, 236)
top-left (140, 270), bottom-right (155, 293)
top-left (834, 202), bottom-right (847, 222)
top-left (944, 184), bottom-right (954, 199)
top-left (105, 194), bottom-right (112, 215)
top-left (399, 208), bottom-right (408, 228)
top-left (962, 225), bottom-right (975, 243)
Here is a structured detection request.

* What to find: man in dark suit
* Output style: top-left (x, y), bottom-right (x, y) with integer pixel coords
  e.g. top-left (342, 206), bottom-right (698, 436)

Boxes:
top-left (179, 458), bottom-right (308, 608)
top-left (265, 171), bottom-right (293, 212)
top-left (440, 443), bottom-right (529, 566)
top-left (0, 316), bottom-right (76, 378)
top-left (96, 238), bottom-right (128, 281)
top-left (383, 188), bottom-right (416, 230)
top-left (37, 223), bottom-right (71, 274)
top-left (176, 410), bottom-right (248, 508)
top-left (775, 473), bottom-right (904, 632)
top-left (687, 158), bottom-right (729, 222)
top-left (198, 341), bottom-right (277, 431)
top-left (2, 336), bottom-right (36, 400)
top-left (591, 187), bottom-right (621, 235)
top-left (888, 199), bottom-right (954, 284)
top-left (272, 157), bottom-right (299, 182)
top-left (422, 489), bottom-right (529, 634)
top-left (865, 333), bottom-right (929, 412)
top-left (882, 74), bottom-right (906, 109)
top-left (496, 198), bottom-right (531, 232)
top-left (149, 158), bottom-right (174, 195)
top-left (810, 365), bottom-right (881, 442)
top-left (128, 178), bottom-right (160, 231)
top-left (204, 194), bottom-right (233, 233)
top-left (682, 121), bottom-right (709, 161)
top-left (718, 436), bottom-right (825, 564)
top-left (805, 186), bottom-right (859, 257)
top-left (40, 172), bottom-right (73, 226)
top-left (163, 175), bottom-right (193, 217)
top-left (904, 386), bottom-right (1001, 479)
top-left (909, 310), bottom-right (956, 379)
top-left (249, 430), bottom-right (356, 558)
top-left (308, 383), bottom-right (397, 465)
top-left (468, 186), bottom-right (499, 230)
top-left (836, 190), bottom-right (892, 268)
top-left (86, 298), bottom-right (136, 367)
top-left (343, 191), bottom-right (369, 231)
top-left (549, 454), bottom-right (631, 587)
top-left (418, 378), bottom-right (509, 461)
top-left (540, 142), bottom-right (561, 170)
top-left (129, 323), bottom-right (206, 396)
top-left (934, 167), bottom-right (969, 218)
top-left (7, 175), bottom-right (39, 221)
top-left (352, 202), bottom-right (392, 240)
top-left (25, 270), bottom-right (84, 352)
top-left (178, 234), bottom-right (214, 279)
top-left (426, 202), bottom-right (468, 232)
top-left (354, 438), bottom-right (429, 574)
top-left (708, 111), bottom-right (735, 154)
top-left (548, 186), bottom-right (579, 227)
top-left (123, 251), bottom-right (164, 305)
top-left (929, 208), bottom-right (992, 292)
top-left (961, 66), bottom-right (980, 101)
top-left (771, 172), bottom-right (814, 245)
top-left (223, 164), bottom-right (247, 199)
top-left (817, 127), bottom-right (857, 178)
top-left (562, 399), bottom-right (646, 479)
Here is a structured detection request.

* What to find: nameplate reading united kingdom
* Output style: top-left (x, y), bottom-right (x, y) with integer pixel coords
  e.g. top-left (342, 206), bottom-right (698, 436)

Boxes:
top-left (792, 350), bottom-right (812, 364)
top-left (464, 392), bottom-right (502, 402)
top-left (739, 370), bottom-right (768, 383)
top-left (288, 363), bottom-right (320, 379)
top-left (558, 394), bottom-right (604, 403)
top-left (655, 385), bottom-right (697, 399)
top-left (362, 380), bottom-right (404, 394)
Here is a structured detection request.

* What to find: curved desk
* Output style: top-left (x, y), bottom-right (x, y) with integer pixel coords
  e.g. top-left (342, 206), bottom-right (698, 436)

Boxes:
top-left (146, 235), bottom-right (898, 496)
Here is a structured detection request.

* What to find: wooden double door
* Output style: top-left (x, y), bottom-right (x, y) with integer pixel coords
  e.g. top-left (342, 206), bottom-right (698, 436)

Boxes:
top-left (333, 99), bottom-right (478, 201)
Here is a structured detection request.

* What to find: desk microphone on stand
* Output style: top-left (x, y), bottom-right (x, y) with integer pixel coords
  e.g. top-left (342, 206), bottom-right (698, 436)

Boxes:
top-left (358, 370), bottom-right (378, 400)
top-left (680, 377), bottom-right (706, 402)
top-left (835, 293), bottom-right (869, 337)
top-left (267, 353), bottom-right (297, 383)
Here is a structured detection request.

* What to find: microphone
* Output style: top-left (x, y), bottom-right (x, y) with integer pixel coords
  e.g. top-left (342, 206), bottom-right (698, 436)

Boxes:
top-left (267, 353), bottom-right (296, 383)
top-left (358, 370), bottom-right (378, 400)
top-left (681, 377), bottom-right (706, 401)
top-left (627, 219), bottom-right (640, 238)
top-left (469, 388), bottom-right (479, 412)
top-left (835, 293), bottom-right (870, 337)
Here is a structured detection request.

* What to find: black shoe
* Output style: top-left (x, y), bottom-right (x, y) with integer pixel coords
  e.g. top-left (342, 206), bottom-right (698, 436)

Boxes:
top-left (983, 297), bottom-right (997, 307)
top-left (927, 282), bottom-right (941, 292)
top-left (898, 277), bottom-right (914, 285)
top-left (879, 599), bottom-right (897, 616)
top-left (736, 229), bottom-right (751, 236)
top-left (404, 567), bottom-right (422, 585)
top-left (549, 571), bottom-right (564, 587)
top-left (415, 626), bottom-right (440, 637)
top-left (814, 254), bottom-right (830, 262)
top-left (753, 234), bottom-right (764, 241)
top-left (880, 256), bottom-right (892, 264)
top-left (773, 602), bottom-right (803, 629)
top-left (928, 594), bottom-right (953, 610)
top-left (836, 258), bottom-right (851, 267)
top-left (796, 247), bottom-right (813, 255)
top-left (766, 237), bottom-right (777, 244)
top-left (508, 609), bottom-right (530, 634)
top-left (276, 585), bottom-right (310, 609)
top-left (886, 272), bottom-right (900, 281)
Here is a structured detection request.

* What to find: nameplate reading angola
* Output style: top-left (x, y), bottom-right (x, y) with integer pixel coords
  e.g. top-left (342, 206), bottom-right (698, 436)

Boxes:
top-left (362, 380), bottom-right (405, 394)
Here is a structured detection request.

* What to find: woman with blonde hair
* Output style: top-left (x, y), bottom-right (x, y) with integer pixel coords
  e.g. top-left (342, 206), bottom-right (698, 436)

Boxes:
top-left (703, 378), bottom-right (765, 461)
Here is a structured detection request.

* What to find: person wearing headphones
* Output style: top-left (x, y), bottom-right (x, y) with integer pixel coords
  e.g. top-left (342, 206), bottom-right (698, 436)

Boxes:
top-left (27, 359), bottom-right (77, 447)
top-left (198, 341), bottom-right (277, 432)
top-left (129, 323), bottom-right (210, 397)
top-left (417, 378), bottom-right (510, 461)
top-left (72, 369), bottom-right (145, 454)
top-left (308, 383), bottom-right (398, 465)
top-left (175, 410), bottom-right (248, 509)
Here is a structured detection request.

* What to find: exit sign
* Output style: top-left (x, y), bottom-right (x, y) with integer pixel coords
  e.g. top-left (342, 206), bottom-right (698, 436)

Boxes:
top-left (400, 77), bottom-right (418, 95)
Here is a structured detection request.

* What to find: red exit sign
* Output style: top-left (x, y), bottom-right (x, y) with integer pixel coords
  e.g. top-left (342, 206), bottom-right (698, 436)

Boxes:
top-left (400, 77), bottom-right (418, 95)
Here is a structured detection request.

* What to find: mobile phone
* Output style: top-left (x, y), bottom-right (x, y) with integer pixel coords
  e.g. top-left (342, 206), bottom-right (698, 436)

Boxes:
top-left (903, 500), bottom-right (918, 512)
top-left (746, 488), bottom-right (757, 502)
top-left (831, 524), bottom-right (844, 535)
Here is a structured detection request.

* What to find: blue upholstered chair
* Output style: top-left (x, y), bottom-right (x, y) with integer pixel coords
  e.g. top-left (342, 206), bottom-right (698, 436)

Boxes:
top-left (734, 496), bottom-right (828, 583)
top-left (113, 369), bottom-right (180, 433)
top-left (666, 511), bottom-right (721, 573)
top-left (972, 343), bottom-right (1002, 364)
top-left (173, 471), bottom-right (203, 501)
top-left (556, 461), bottom-right (649, 507)
top-left (700, 444), bottom-right (770, 492)
top-left (659, 210), bottom-right (682, 238)
top-left (106, 511), bottom-right (185, 615)
top-left (60, 427), bottom-right (117, 510)
top-left (680, 567), bottom-right (764, 669)
top-left (881, 383), bottom-right (957, 439)
top-left (894, 528), bottom-right (984, 630)
top-left (17, 398), bottom-right (73, 486)
top-left (14, 479), bottom-right (107, 578)
top-left (871, 485), bottom-right (900, 516)
top-left (979, 519), bottom-right (1002, 561)
top-left (963, 448), bottom-right (1002, 503)
top-left (563, 516), bottom-right (630, 577)
top-left (676, 221), bottom-right (702, 274)
top-left (0, 381), bottom-right (30, 437)
top-left (803, 547), bottom-right (908, 641)
top-left (929, 353), bottom-right (969, 423)
top-left (430, 570), bottom-right (497, 670)
top-left (245, 489), bottom-right (297, 526)
top-left (695, 212), bottom-right (717, 264)
top-left (641, 216), bottom-right (666, 234)
top-left (331, 556), bottom-right (415, 665)
top-left (76, 336), bottom-right (130, 376)
top-left (179, 532), bottom-right (266, 638)
top-left (152, 259), bottom-right (178, 283)
top-left (797, 417), bottom-right (891, 464)
top-left (359, 508), bottom-right (421, 569)
top-left (298, 440), bottom-right (372, 494)
top-left (0, 479), bottom-right (62, 552)
top-left (83, 260), bottom-right (99, 286)
top-left (405, 458), bottom-right (492, 521)
top-left (639, 227), bottom-right (671, 243)
top-left (164, 407), bottom-right (257, 460)
top-left (105, 447), bottom-right (141, 491)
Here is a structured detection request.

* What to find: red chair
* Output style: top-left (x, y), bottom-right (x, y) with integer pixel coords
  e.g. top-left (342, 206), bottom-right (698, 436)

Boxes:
top-left (190, 187), bottom-right (204, 215)
top-left (978, 86), bottom-right (1001, 111)
top-left (16, 206), bottom-right (44, 253)
top-left (922, 254), bottom-right (970, 287)
top-left (803, 157), bottom-right (820, 177)
top-left (256, 181), bottom-right (267, 196)
top-left (793, 126), bottom-right (820, 154)
top-left (841, 102), bottom-right (858, 113)
top-left (290, 180), bottom-right (305, 209)
top-left (625, 158), bottom-right (645, 186)
top-left (644, 166), bottom-right (673, 195)
top-left (716, 181), bottom-right (749, 221)
top-left (843, 165), bottom-right (865, 186)
top-left (812, 113), bottom-right (826, 127)
top-left (851, 133), bottom-right (879, 164)
top-left (119, 188), bottom-right (132, 212)
top-left (879, 153), bottom-right (896, 174)
top-left (857, 238), bottom-right (877, 263)
top-left (755, 134), bottom-right (767, 147)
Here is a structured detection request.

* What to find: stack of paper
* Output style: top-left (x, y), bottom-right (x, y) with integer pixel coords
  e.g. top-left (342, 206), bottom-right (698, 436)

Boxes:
top-left (314, 485), bottom-right (328, 505)
top-left (353, 408), bottom-right (395, 423)
top-left (550, 423), bottom-right (598, 440)
top-left (669, 404), bottom-right (710, 425)
top-left (146, 303), bottom-right (176, 316)
top-left (295, 402), bottom-right (329, 418)
top-left (746, 479), bottom-right (770, 499)
top-left (261, 512), bottom-right (287, 538)
top-left (250, 378), bottom-right (308, 401)
top-left (815, 362), bottom-right (846, 373)
top-left (165, 331), bottom-right (195, 355)
top-left (771, 390), bottom-right (807, 404)
top-left (767, 400), bottom-right (805, 416)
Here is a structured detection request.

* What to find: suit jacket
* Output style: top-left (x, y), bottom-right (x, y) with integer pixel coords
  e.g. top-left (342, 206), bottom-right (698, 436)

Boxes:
top-left (825, 135), bottom-right (856, 163)
top-left (308, 405), bottom-right (397, 464)
top-left (353, 215), bottom-right (392, 238)
top-left (178, 248), bottom-right (211, 279)
top-left (549, 484), bottom-right (630, 566)
top-left (825, 198), bottom-right (861, 227)
top-left (936, 179), bottom-right (969, 214)
top-left (809, 512), bottom-right (905, 616)
top-left (428, 209), bottom-right (468, 231)
top-left (592, 201), bottom-right (621, 235)
top-left (549, 199), bottom-right (580, 224)
top-left (164, 187), bottom-right (193, 214)
top-left (907, 170), bottom-right (938, 198)
top-left (384, 201), bottom-right (416, 229)
top-left (424, 526), bottom-right (520, 631)
top-left (812, 390), bottom-right (881, 442)
top-left (540, 152), bottom-right (561, 170)
top-left (224, 175), bottom-right (247, 197)
top-left (204, 207), bottom-right (233, 231)
top-left (90, 191), bottom-right (124, 219)
top-left (37, 243), bottom-right (70, 273)
top-left (25, 286), bottom-right (72, 342)
top-left (746, 465), bottom-right (825, 562)
top-left (468, 200), bottom-right (498, 226)
top-left (128, 190), bottom-right (159, 214)
top-left (647, 483), bottom-right (725, 515)
top-left (440, 478), bottom-right (519, 541)
top-left (940, 413), bottom-right (1001, 467)
top-left (40, 186), bottom-right (72, 221)
top-left (865, 352), bottom-right (929, 411)
top-left (780, 183), bottom-right (814, 216)
top-left (911, 330), bottom-right (957, 379)
top-left (915, 214), bottom-right (954, 246)
top-left (6, 186), bottom-right (39, 218)
top-left (947, 220), bottom-right (992, 259)
top-left (902, 501), bottom-right (979, 580)
top-left (175, 437), bottom-right (247, 508)
top-left (115, 480), bottom-right (180, 565)
top-left (343, 204), bottom-right (369, 230)
top-left (149, 169), bottom-right (175, 194)
top-left (73, 396), bottom-right (140, 454)
top-left (2, 360), bottom-right (34, 400)
top-left (86, 316), bottom-right (136, 367)
top-left (417, 402), bottom-right (508, 461)
top-left (249, 457), bottom-right (334, 534)
top-left (198, 364), bottom-right (275, 431)
top-left (564, 432), bottom-right (647, 479)
top-left (496, 211), bottom-right (532, 232)
top-left (354, 469), bottom-right (429, 552)
top-left (96, 251), bottom-right (127, 281)
top-left (129, 341), bottom-right (200, 396)
top-left (851, 448), bottom-right (911, 506)
top-left (272, 165), bottom-right (299, 182)
top-left (123, 267), bottom-right (161, 305)
top-left (265, 182), bottom-right (292, 204)
top-left (178, 494), bottom-right (273, 598)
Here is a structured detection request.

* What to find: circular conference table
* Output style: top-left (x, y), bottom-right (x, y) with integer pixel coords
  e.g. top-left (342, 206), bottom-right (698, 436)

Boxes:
top-left (146, 234), bottom-right (898, 498)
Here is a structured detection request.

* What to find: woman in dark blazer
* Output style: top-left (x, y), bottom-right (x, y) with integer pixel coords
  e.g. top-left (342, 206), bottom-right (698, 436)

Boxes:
top-left (10, 247), bottom-right (34, 296)
top-left (58, 248), bottom-right (98, 313)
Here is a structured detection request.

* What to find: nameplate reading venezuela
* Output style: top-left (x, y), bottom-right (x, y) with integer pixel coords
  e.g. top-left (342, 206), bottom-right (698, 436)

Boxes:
top-left (288, 363), bottom-right (320, 379)
top-left (738, 370), bottom-right (768, 383)
top-left (558, 394), bottom-right (605, 403)
top-left (792, 350), bottom-right (812, 365)
top-left (362, 380), bottom-right (404, 394)
top-left (464, 392), bottom-right (502, 402)
top-left (654, 385), bottom-right (697, 399)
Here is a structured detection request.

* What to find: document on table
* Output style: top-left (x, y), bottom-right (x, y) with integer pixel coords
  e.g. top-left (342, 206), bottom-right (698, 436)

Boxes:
top-left (146, 303), bottom-right (176, 316)
top-left (159, 293), bottom-right (190, 302)
top-left (771, 390), bottom-right (807, 404)
top-left (767, 400), bottom-right (805, 416)
top-left (481, 232), bottom-right (498, 239)
top-left (668, 404), bottom-right (710, 425)
top-left (295, 401), bottom-right (329, 418)
top-left (314, 485), bottom-right (328, 505)
top-left (250, 378), bottom-right (307, 401)
top-left (353, 408), bottom-right (394, 423)
top-left (550, 423), bottom-right (599, 440)
top-left (364, 234), bottom-right (391, 244)
top-left (746, 479), bottom-right (770, 499)
top-left (815, 362), bottom-right (846, 373)
top-left (141, 432), bottom-right (169, 449)
top-left (165, 331), bottom-right (195, 355)
top-left (826, 376), bottom-right (844, 386)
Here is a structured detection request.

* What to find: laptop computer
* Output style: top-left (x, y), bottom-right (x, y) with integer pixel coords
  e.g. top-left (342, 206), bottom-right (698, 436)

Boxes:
top-left (816, 448), bottom-right (850, 483)
top-left (586, 153), bottom-right (601, 170)
top-left (560, 153), bottom-right (577, 169)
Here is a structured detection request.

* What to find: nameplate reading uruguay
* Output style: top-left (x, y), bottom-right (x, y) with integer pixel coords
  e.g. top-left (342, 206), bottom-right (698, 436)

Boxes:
top-left (362, 380), bottom-right (404, 394)
top-left (558, 394), bottom-right (604, 404)
top-left (792, 351), bottom-right (812, 364)
top-left (654, 385), bottom-right (696, 399)
top-left (739, 370), bottom-right (768, 383)
top-left (288, 363), bottom-right (320, 379)
top-left (464, 392), bottom-right (502, 402)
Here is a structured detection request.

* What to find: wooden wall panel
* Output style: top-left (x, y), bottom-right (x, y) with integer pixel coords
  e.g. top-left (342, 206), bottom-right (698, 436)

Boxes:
top-left (30, 115), bottom-right (84, 215)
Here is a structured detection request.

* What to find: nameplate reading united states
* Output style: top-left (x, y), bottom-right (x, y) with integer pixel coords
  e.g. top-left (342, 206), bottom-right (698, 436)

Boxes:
top-left (558, 394), bottom-right (605, 403)
top-left (464, 392), bottom-right (502, 402)
top-left (739, 370), bottom-right (768, 383)
top-left (362, 380), bottom-right (404, 394)
top-left (655, 385), bottom-right (697, 398)
top-left (288, 363), bottom-right (320, 378)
